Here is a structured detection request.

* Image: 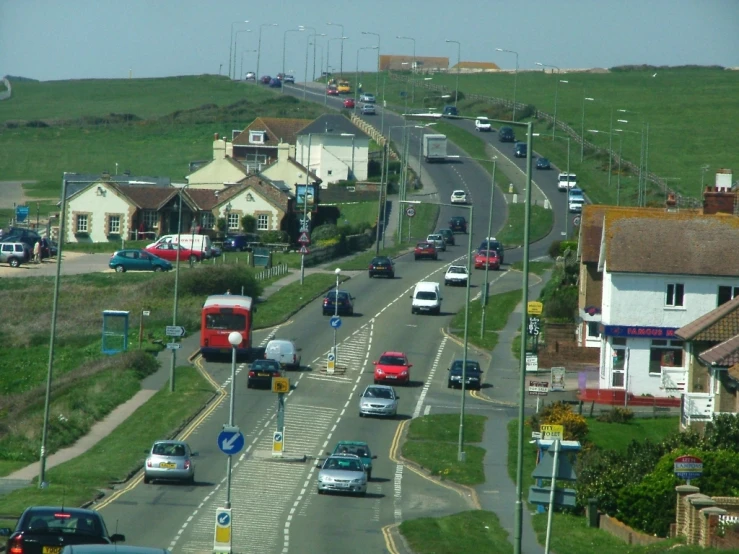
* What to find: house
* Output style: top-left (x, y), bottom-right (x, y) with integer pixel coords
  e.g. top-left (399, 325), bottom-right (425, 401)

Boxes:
top-left (232, 117), bottom-right (313, 170)
top-left (379, 55), bottom-right (449, 72)
top-left (295, 114), bottom-right (370, 184)
top-left (186, 134), bottom-right (249, 189)
top-left (676, 295), bottom-right (739, 430)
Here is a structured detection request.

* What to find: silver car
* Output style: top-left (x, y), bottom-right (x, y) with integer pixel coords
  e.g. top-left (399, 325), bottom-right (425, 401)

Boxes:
top-left (426, 234), bottom-right (446, 252)
top-left (358, 385), bottom-right (399, 418)
top-left (144, 440), bottom-right (197, 484)
top-left (316, 454), bottom-right (368, 495)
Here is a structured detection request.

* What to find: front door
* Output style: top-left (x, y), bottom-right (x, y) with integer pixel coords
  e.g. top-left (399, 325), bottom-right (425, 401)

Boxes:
top-left (611, 346), bottom-right (628, 388)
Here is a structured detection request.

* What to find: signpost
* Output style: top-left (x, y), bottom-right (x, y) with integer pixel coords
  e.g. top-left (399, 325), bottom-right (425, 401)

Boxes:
top-left (329, 316), bottom-right (342, 329)
top-left (573, 215), bottom-right (581, 227)
top-left (15, 206), bottom-right (29, 223)
top-left (272, 377), bottom-right (289, 458)
top-left (272, 430), bottom-right (284, 457)
top-left (299, 245), bottom-right (310, 255)
top-left (527, 301), bottom-right (543, 315)
top-left (525, 353), bottom-right (539, 373)
top-left (165, 325), bottom-right (186, 337)
top-left (529, 380), bottom-right (549, 412)
top-left (213, 508), bottom-right (233, 553)
top-left (166, 343), bottom-right (181, 350)
top-left (298, 231), bottom-right (311, 245)
top-left (674, 455), bottom-right (703, 485)
top-left (217, 426), bottom-right (245, 456)
top-left (326, 350), bottom-right (336, 375)
top-left (405, 206), bottom-right (416, 218)
top-left (540, 424), bottom-right (564, 441)
top-left (550, 367), bottom-right (566, 392)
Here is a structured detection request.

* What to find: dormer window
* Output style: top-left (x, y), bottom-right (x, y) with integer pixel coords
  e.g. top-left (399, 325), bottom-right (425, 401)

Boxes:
top-left (249, 131), bottom-right (266, 144)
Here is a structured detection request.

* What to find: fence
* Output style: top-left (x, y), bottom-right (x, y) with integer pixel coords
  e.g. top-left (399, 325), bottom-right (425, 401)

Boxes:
top-left (254, 263), bottom-right (288, 281)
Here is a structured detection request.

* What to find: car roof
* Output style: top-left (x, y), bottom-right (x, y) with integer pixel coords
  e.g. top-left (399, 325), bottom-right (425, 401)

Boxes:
top-left (448, 265), bottom-right (467, 270)
top-left (153, 440), bottom-right (188, 446)
top-left (450, 215), bottom-right (465, 220)
top-left (364, 384), bottom-right (395, 392)
top-left (266, 339), bottom-right (296, 346)
top-left (380, 351), bottom-right (406, 357)
top-left (336, 440), bottom-right (369, 447)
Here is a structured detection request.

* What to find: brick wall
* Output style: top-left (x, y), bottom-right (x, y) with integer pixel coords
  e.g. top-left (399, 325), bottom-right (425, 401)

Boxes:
top-left (675, 486), bottom-right (739, 548)
top-left (599, 514), bottom-right (666, 546)
top-left (538, 322), bottom-right (599, 369)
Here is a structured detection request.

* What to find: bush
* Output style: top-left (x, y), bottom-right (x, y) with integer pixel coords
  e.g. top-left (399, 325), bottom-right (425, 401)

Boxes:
top-left (241, 215), bottom-right (256, 233)
top-left (311, 224), bottom-right (340, 242)
top-left (543, 285), bottom-right (578, 320)
top-left (529, 401), bottom-right (589, 442)
top-left (149, 265), bottom-right (262, 299)
top-left (258, 230), bottom-right (288, 244)
top-left (596, 407), bottom-right (635, 424)
top-left (548, 240), bottom-right (562, 259)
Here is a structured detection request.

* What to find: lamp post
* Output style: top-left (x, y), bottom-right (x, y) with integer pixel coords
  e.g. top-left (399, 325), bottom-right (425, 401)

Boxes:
top-left (224, 330), bottom-right (243, 513)
top-left (588, 128), bottom-right (624, 204)
top-left (608, 108), bottom-right (628, 189)
top-left (234, 29), bottom-right (252, 79)
top-left (614, 127), bottom-right (642, 206)
top-left (327, 22), bottom-right (345, 76)
top-left (229, 20), bottom-right (249, 79)
top-left (333, 268), bottom-right (341, 363)
top-left (240, 49), bottom-right (256, 82)
top-left (256, 23), bottom-right (279, 85)
top-left (496, 48), bottom-right (519, 120)
top-left (543, 134), bottom-right (571, 236)
top-left (356, 46), bottom-right (378, 108)
top-left (481, 157), bottom-right (497, 338)
top-left (361, 31), bottom-right (381, 95)
top-left (282, 28), bottom-right (302, 94)
top-left (445, 40), bottom-right (461, 108)
top-left (580, 96), bottom-right (595, 162)
top-left (299, 26), bottom-right (317, 98)
top-left (396, 35), bottom-right (416, 102)
top-left (169, 184), bottom-right (189, 392)
top-left (535, 62), bottom-right (562, 137)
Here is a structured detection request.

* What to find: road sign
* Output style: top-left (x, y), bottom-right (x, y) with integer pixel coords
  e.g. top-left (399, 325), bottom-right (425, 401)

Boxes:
top-left (15, 206), bottom-right (29, 223)
top-left (674, 455), bottom-right (703, 480)
top-left (405, 206), bottom-right (416, 218)
top-left (213, 507), bottom-right (232, 553)
top-left (540, 424), bottom-right (564, 441)
top-left (142, 310), bottom-right (151, 317)
top-left (525, 353), bottom-right (539, 373)
top-left (166, 342), bottom-right (181, 350)
top-left (573, 216), bottom-right (582, 227)
top-left (272, 377), bottom-right (290, 393)
top-left (217, 427), bottom-right (245, 455)
top-left (299, 245), bottom-right (310, 255)
top-left (527, 301), bottom-right (543, 315)
top-left (531, 431), bottom-right (542, 439)
top-left (165, 325), bottom-right (186, 337)
top-left (272, 430), bottom-right (284, 457)
top-left (298, 231), bottom-right (311, 245)
top-left (527, 317), bottom-right (541, 336)
top-left (327, 350), bottom-right (336, 374)
top-left (551, 367), bottom-right (566, 392)
top-left (528, 380), bottom-right (549, 396)
top-left (330, 316), bottom-right (342, 329)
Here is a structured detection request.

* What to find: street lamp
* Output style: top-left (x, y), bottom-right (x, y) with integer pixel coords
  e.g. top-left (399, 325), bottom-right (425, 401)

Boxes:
top-left (333, 268), bottom-right (341, 363)
top-left (224, 330), bottom-right (243, 513)
top-left (256, 23), bottom-right (279, 85)
top-left (580, 96), bottom-right (595, 162)
top-left (445, 40), bottom-right (461, 108)
top-left (496, 48), bottom-right (519, 120)
top-left (298, 26), bottom-right (317, 98)
top-left (240, 49), bottom-right (256, 81)
top-left (234, 29), bottom-right (252, 79)
top-left (229, 20), bottom-right (249, 79)
top-left (481, 157), bottom-right (497, 338)
top-left (282, 28), bottom-right (303, 94)
top-left (609, 108), bottom-right (629, 189)
top-left (327, 22), bottom-right (345, 76)
top-left (362, 31), bottom-right (381, 95)
top-left (535, 62), bottom-right (563, 137)
top-left (356, 46), bottom-right (378, 108)
top-left (170, 184), bottom-right (189, 392)
top-left (614, 127), bottom-right (642, 206)
top-left (396, 35), bottom-right (416, 102)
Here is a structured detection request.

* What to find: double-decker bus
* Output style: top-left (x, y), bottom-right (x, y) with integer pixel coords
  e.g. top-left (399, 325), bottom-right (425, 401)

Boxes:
top-left (200, 295), bottom-right (254, 360)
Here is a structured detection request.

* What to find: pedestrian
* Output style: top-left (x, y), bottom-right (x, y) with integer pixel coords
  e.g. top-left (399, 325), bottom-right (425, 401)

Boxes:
top-left (225, 289), bottom-right (231, 295)
top-left (33, 240), bottom-right (41, 264)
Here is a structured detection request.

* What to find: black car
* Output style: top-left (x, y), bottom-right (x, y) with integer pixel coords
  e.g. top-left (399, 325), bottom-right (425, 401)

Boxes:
top-left (223, 233), bottom-right (261, 252)
top-left (449, 216), bottom-right (467, 234)
top-left (0, 506), bottom-right (125, 554)
top-left (498, 126), bottom-right (515, 142)
top-left (247, 359), bottom-right (282, 389)
top-left (514, 142), bottom-right (527, 158)
top-left (442, 105), bottom-right (459, 118)
top-left (322, 290), bottom-right (355, 316)
top-left (368, 256), bottom-right (395, 279)
top-left (447, 359), bottom-right (483, 390)
top-left (536, 157), bottom-right (551, 170)
top-left (437, 228), bottom-right (455, 245)
top-left (479, 238), bottom-right (505, 264)
top-left (269, 78), bottom-right (282, 88)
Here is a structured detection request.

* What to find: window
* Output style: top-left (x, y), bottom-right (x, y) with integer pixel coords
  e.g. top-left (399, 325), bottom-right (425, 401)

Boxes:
top-left (718, 285), bottom-right (739, 306)
top-left (249, 130), bottom-right (266, 144)
top-left (142, 210), bottom-right (158, 229)
top-left (586, 322), bottom-right (601, 339)
top-left (76, 214), bottom-right (88, 233)
top-left (108, 215), bottom-right (120, 234)
top-left (227, 213), bottom-right (240, 230)
top-left (665, 283), bottom-right (685, 307)
top-left (257, 214), bottom-right (269, 231)
top-left (649, 339), bottom-right (684, 374)
top-left (201, 212), bottom-right (215, 230)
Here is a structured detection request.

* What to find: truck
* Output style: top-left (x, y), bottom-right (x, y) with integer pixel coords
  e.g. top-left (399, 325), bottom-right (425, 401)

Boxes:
top-left (422, 134), bottom-right (447, 162)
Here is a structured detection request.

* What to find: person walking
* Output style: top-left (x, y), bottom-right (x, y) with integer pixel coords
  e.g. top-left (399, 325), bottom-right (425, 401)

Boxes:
top-left (33, 239), bottom-right (41, 264)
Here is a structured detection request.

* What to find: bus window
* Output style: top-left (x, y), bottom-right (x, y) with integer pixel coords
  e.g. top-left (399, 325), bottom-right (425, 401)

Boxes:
top-left (205, 312), bottom-right (246, 330)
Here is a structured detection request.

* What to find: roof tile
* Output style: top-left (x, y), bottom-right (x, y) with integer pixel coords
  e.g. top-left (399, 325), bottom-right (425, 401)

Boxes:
top-left (233, 117), bottom-right (313, 146)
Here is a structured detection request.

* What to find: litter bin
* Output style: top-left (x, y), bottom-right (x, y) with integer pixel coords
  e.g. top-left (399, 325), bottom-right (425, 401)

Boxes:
top-left (252, 247), bottom-right (272, 269)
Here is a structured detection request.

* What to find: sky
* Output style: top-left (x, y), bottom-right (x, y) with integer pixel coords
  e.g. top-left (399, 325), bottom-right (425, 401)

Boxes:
top-left (1, 0), bottom-right (738, 82)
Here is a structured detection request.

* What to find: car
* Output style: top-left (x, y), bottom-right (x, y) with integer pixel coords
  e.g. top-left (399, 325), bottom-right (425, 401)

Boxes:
top-left (108, 249), bottom-right (172, 273)
top-left (269, 78), bottom-right (282, 88)
top-left (536, 157), bottom-right (551, 170)
top-left (144, 440), bottom-right (197, 485)
top-left (337, 80), bottom-right (351, 94)
top-left (447, 359), bottom-right (483, 390)
top-left (474, 249), bottom-right (501, 270)
top-left (247, 359), bottom-right (283, 389)
top-left (0, 242), bottom-right (29, 267)
top-left (558, 172), bottom-right (578, 190)
top-left (328, 441), bottom-right (377, 480)
top-left (276, 73), bottom-right (285, 80)
top-left (498, 126), bottom-right (515, 142)
top-left (360, 103), bottom-right (376, 115)
top-left (322, 290), bottom-right (355, 316)
top-left (426, 233), bottom-right (446, 252)
top-left (411, 281), bottom-right (442, 315)
top-left (437, 228), bottom-right (455, 246)
top-left (260, 75), bottom-right (272, 84)
top-left (327, 85), bottom-right (339, 95)
top-left (414, 241), bottom-right (438, 261)
top-left (264, 339), bottom-right (301, 370)
top-left (343, 98), bottom-right (355, 108)
top-left (442, 105), bottom-right (459, 118)
top-left (316, 454), bottom-right (367, 495)
top-left (61, 546), bottom-right (170, 554)
top-left (568, 187), bottom-right (585, 212)
top-left (450, 190), bottom-right (467, 204)
top-left (368, 256), bottom-right (394, 278)
top-left (222, 233), bottom-right (261, 252)
top-left (0, 506), bottom-right (126, 554)
top-left (449, 216), bottom-right (467, 234)
top-left (373, 351), bottom-right (412, 385)
top-left (245, 71), bottom-right (256, 81)
top-left (444, 265), bottom-right (469, 286)
top-left (359, 93), bottom-right (375, 103)
top-left (478, 237), bottom-right (505, 264)
top-left (145, 242), bottom-right (203, 263)
top-left (283, 74), bottom-right (295, 83)
top-left (475, 116), bottom-right (492, 131)
top-left (1, 227), bottom-right (43, 254)
top-left (358, 384), bottom-right (399, 418)
top-left (514, 142), bottom-right (528, 158)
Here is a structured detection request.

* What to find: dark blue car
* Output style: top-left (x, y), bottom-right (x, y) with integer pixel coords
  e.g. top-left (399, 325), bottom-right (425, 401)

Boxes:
top-left (269, 78), bottom-right (282, 88)
top-left (536, 157), bottom-right (551, 170)
top-left (223, 234), bottom-right (260, 252)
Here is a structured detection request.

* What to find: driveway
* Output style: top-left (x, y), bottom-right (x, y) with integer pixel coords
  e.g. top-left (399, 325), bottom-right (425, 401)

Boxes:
top-left (0, 252), bottom-right (112, 278)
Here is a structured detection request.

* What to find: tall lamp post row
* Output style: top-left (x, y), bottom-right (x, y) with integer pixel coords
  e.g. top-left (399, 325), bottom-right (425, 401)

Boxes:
top-left (355, 46), bottom-right (379, 108)
top-left (396, 35), bottom-right (416, 103)
top-left (445, 39), bottom-right (461, 107)
top-left (496, 48), bottom-right (519, 121)
top-left (327, 22), bottom-right (345, 76)
top-left (256, 23), bottom-right (279, 85)
top-left (228, 20), bottom-right (249, 79)
top-left (361, 31), bottom-right (381, 95)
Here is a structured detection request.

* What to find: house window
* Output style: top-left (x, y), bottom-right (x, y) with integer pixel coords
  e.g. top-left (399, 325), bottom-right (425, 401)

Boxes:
top-left (76, 214), bottom-right (88, 233)
top-left (649, 339), bottom-right (684, 374)
top-left (108, 215), bottom-right (121, 235)
top-left (586, 322), bottom-right (601, 339)
top-left (257, 214), bottom-right (269, 231)
top-left (249, 130), bottom-right (266, 144)
top-left (665, 283), bottom-right (685, 307)
top-left (201, 213), bottom-right (215, 230)
top-left (227, 213), bottom-right (240, 230)
top-left (718, 285), bottom-right (739, 306)
top-left (142, 210), bottom-right (158, 229)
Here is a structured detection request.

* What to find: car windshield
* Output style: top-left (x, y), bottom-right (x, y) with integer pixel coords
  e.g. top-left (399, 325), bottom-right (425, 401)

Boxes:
top-left (371, 257), bottom-right (390, 265)
top-left (448, 267), bottom-right (467, 274)
top-left (416, 291), bottom-right (437, 300)
top-left (451, 361), bottom-right (481, 372)
top-left (428, 235), bottom-right (441, 240)
top-left (378, 355), bottom-right (407, 366)
top-left (152, 443), bottom-right (186, 457)
top-left (478, 250), bottom-right (497, 257)
top-left (326, 291), bottom-right (349, 300)
top-left (252, 360), bottom-right (278, 371)
top-left (364, 387), bottom-right (393, 399)
top-left (417, 242), bottom-right (432, 248)
top-left (23, 512), bottom-right (104, 536)
top-left (336, 444), bottom-right (370, 457)
top-left (325, 458), bottom-right (363, 472)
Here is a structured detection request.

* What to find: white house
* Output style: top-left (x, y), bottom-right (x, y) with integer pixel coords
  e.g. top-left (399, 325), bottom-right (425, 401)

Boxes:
top-left (186, 135), bottom-right (249, 189)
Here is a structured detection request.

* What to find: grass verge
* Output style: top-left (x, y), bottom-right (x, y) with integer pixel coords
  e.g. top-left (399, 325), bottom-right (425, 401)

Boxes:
top-left (450, 289), bottom-right (522, 352)
top-left (510, 260), bottom-right (553, 275)
top-left (401, 414), bottom-right (486, 486)
top-left (495, 204), bottom-right (554, 247)
top-left (400, 510), bottom-right (513, 554)
top-left (586, 417), bottom-right (679, 453)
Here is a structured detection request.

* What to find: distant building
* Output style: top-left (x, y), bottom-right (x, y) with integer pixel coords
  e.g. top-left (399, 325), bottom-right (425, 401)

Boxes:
top-left (379, 55), bottom-right (449, 72)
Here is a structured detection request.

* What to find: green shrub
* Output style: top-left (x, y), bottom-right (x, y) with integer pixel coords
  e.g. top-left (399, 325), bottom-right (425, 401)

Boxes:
top-left (315, 237), bottom-right (340, 248)
top-left (529, 401), bottom-right (589, 442)
top-left (258, 230), bottom-right (288, 244)
top-left (241, 215), bottom-right (256, 233)
top-left (596, 407), bottom-right (635, 424)
top-left (311, 224), bottom-right (340, 242)
top-left (548, 240), bottom-right (562, 259)
top-left (149, 265), bottom-right (262, 299)
top-left (542, 285), bottom-right (578, 320)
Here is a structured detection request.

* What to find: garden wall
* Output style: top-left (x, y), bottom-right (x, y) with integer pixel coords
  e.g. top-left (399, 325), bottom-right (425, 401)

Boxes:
top-left (599, 514), bottom-right (665, 546)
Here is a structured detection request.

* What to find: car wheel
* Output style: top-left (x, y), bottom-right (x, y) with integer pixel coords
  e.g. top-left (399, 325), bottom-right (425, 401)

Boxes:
top-left (317, 489), bottom-right (324, 495)
top-left (115, 265), bottom-right (125, 273)
top-left (447, 381), bottom-right (452, 388)
top-left (153, 266), bottom-right (163, 272)
top-left (389, 273), bottom-right (394, 279)
top-left (367, 470), bottom-right (372, 481)
top-left (9, 258), bottom-right (20, 268)
top-left (189, 254), bottom-right (199, 263)
top-left (188, 475), bottom-right (195, 485)
top-left (414, 256), bottom-right (419, 261)
top-left (374, 379), bottom-right (379, 385)
top-left (247, 381), bottom-right (252, 389)
top-left (433, 255), bottom-right (438, 260)
top-left (144, 475), bottom-right (151, 484)
top-left (368, 273), bottom-right (373, 278)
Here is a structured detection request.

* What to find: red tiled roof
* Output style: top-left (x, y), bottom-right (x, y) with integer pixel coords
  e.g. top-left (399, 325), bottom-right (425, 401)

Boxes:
top-left (579, 205), bottom-right (608, 263)
top-left (233, 117), bottom-right (313, 147)
top-left (676, 295), bottom-right (739, 341)
top-left (699, 335), bottom-right (739, 368)
top-left (115, 185), bottom-right (178, 209)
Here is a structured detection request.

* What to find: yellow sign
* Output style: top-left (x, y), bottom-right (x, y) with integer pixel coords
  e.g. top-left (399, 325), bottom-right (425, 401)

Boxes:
top-left (272, 430), bottom-right (284, 457)
top-left (540, 424), bottom-right (564, 441)
top-left (527, 301), bottom-right (543, 315)
top-left (272, 377), bottom-right (290, 393)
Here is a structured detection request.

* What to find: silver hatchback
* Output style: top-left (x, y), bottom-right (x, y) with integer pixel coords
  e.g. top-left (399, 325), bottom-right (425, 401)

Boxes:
top-left (358, 385), bottom-right (399, 418)
top-left (316, 454), bottom-right (368, 495)
top-left (144, 440), bottom-right (197, 484)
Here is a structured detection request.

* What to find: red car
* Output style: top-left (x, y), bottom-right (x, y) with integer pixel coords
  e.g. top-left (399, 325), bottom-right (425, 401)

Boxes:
top-left (327, 86), bottom-right (339, 96)
top-left (414, 241), bottom-right (438, 261)
top-left (145, 242), bottom-right (203, 263)
top-left (373, 351), bottom-right (412, 385)
top-left (343, 98), bottom-right (355, 108)
top-left (474, 249), bottom-right (500, 270)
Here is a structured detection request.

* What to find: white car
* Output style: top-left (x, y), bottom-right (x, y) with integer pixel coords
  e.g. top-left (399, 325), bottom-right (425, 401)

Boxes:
top-left (557, 173), bottom-right (578, 191)
top-left (359, 93), bottom-right (376, 103)
top-left (444, 265), bottom-right (469, 286)
top-left (475, 116), bottom-right (492, 131)
top-left (245, 72), bottom-right (256, 81)
top-left (426, 234), bottom-right (446, 252)
top-left (451, 190), bottom-right (467, 204)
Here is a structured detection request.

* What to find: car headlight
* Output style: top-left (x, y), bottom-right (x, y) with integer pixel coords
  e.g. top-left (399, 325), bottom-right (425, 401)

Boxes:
top-left (400, 371), bottom-right (408, 376)
top-left (352, 478), bottom-right (364, 484)
top-left (376, 368), bottom-right (384, 374)
top-left (319, 475), bottom-right (332, 483)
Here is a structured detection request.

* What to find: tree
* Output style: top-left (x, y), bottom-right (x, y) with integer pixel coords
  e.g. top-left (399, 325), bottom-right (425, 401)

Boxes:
top-left (241, 215), bottom-right (256, 234)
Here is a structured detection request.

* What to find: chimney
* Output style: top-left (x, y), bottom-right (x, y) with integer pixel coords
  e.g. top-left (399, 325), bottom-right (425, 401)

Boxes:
top-left (213, 135), bottom-right (226, 160)
top-left (666, 193), bottom-right (678, 212)
top-left (277, 142), bottom-right (290, 163)
top-left (715, 168), bottom-right (732, 191)
top-left (289, 144), bottom-right (296, 159)
top-left (703, 186), bottom-right (737, 215)
top-left (226, 139), bottom-right (233, 159)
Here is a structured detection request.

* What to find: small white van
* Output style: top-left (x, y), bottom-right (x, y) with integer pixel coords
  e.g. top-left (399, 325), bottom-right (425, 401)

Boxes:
top-left (148, 234), bottom-right (212, 258)
top-left (410, 282), bottom-right (442, 315)
top-left (265, 339), bottom-right (301, 370)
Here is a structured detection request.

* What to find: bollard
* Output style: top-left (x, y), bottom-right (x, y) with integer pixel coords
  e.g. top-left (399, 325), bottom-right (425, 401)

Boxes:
top-left (587, 498), bottom-right (599, 528)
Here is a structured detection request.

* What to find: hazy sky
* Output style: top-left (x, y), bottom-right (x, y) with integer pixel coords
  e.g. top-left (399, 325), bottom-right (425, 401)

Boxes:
top-left (1, 0), bottom-right (737, 81)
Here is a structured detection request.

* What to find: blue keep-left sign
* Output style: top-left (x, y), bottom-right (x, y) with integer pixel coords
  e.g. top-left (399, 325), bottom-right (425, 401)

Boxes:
top-left (218, 428), bottom-right (245, 455)
top-left (15, 206), bottom-right (29, 223)
top-left (330, 316), bottom-right (342, 329)
top-left (217, 511), bottom-right (230, 526)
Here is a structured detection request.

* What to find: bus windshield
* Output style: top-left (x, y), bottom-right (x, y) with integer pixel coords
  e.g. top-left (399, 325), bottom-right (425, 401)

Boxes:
top-left (205, 312), bottom-right (246, 330)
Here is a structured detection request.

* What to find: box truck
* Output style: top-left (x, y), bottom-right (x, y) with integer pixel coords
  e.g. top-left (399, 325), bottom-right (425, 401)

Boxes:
top-left (422, 134), bottom-right (447, 162)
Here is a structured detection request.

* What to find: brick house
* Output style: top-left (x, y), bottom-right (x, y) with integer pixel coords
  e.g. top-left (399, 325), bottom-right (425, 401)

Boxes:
top-left (231, 117), bottom-right (313, 170)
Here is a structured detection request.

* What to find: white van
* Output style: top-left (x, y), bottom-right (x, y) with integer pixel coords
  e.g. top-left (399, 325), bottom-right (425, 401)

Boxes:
top-left (148, 234), bottom-right (212, 258)
top-left (265, 339), bottom-right (301, 370)
top-left (410, 282), bottom-right (442, 315)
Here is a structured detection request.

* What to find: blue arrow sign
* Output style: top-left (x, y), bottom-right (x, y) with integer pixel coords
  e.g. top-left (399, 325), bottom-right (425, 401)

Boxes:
top-left (274, 431), bottom-right (283, 443)
top-left (15, 206), bottom-right (29, 223)
top-left (330, 316), bottom-right (342, 329)
top-left (217, 511), bottom-right (231, 526)
top-left (218, 429), bottom-right (245, 455)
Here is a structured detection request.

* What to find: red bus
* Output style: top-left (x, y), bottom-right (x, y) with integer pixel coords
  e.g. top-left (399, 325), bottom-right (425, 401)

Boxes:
top-left (200, 295), bottom-right (254, 359)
